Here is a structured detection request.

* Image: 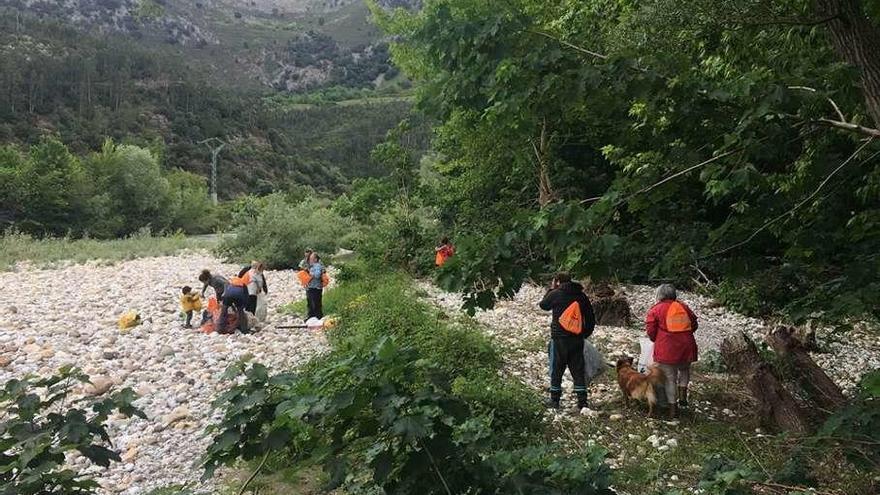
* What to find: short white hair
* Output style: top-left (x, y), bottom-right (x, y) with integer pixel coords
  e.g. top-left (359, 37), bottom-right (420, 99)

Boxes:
top-left (656, 284), bottom-right (677, 301)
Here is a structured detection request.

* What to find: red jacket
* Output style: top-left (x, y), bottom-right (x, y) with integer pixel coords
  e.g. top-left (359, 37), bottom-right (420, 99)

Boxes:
top-left (646, 299), bottom-right (698, 365)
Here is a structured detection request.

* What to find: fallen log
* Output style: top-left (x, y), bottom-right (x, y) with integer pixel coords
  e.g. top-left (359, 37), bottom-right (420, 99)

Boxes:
top-left (766, 325), bottom-right (846, 413)
top-left (720, 331), bottom-right (811, 434)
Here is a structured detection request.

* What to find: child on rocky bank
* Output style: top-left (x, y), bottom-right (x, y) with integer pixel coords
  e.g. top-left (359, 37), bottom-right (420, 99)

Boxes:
top-left (180, 286), bottom-right (202, 329)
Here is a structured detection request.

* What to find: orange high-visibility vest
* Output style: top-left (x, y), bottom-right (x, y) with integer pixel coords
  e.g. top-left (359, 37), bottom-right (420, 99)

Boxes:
top-left (665, 301), bottom-right (693, 333)
top-left (230, 271), bottom-right (251, 288)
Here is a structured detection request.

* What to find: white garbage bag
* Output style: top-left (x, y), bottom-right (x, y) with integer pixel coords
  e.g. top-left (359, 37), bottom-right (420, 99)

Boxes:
top-left (255, 293), bottom-right (268, 322)
top-left (306, 317), bottom-right (324, 329)
top-left (583, 339), bottom-right (605, 382)
top-left (638, 337), bottom-right (654, 373)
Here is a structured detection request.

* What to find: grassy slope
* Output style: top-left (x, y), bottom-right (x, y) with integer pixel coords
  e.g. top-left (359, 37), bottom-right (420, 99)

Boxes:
top-left (0, 233), bottom-right (216, 271)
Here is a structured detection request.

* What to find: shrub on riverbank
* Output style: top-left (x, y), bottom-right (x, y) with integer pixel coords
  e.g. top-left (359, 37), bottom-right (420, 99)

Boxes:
top-left (216, 194), bottom-right (356, 269)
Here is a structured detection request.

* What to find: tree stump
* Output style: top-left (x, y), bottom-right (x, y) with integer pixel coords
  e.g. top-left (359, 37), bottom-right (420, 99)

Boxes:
top-left (766, 325), bottom-right (846, 413)
top-left (585, 283), bottom-right (632, 326)
top-left (720, 331), bottom-right (811, 434)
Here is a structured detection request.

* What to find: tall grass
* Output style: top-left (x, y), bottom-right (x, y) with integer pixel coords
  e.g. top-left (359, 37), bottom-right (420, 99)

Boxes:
top-left (0, 230), bottom-right (215, 270)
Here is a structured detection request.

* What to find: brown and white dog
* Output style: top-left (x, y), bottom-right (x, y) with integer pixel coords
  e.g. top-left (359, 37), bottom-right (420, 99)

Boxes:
top-left (615, 357), bottom-right (665, 417)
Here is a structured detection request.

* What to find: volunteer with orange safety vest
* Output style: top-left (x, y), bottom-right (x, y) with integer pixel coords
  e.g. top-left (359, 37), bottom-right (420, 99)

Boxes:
top-left (538, 272), bottom-right (596, 410)
top-left (434, 236), bottom-right (455, 267)
top-left (645, 284), bottom-right (698, 418)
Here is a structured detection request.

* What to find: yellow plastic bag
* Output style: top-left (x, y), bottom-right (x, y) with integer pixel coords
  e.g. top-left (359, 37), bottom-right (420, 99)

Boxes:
top-left (118, 311), bottom-right (141, 331)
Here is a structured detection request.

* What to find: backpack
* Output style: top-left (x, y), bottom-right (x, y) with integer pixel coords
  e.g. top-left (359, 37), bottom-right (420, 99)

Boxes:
top-left (559, 301), bottom-right (583, 335)
top-left (665, 301), bottom-right (693, 333)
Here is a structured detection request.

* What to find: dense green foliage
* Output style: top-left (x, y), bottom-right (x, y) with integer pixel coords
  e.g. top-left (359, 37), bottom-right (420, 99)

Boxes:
top-left (0, 367), bottom-right (144, 495)
top-left (203, 264), bottom-right (613, 494)
top-left (217, 193), bottom-right (356, 269)
top-left (0, 138), bottom-right (217, 237)
top-left (370, 0), bottom-right (880, 324)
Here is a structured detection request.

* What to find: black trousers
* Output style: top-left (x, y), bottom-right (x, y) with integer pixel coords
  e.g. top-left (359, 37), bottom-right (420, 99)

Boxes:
top-left (246, 295), bottom-right (258, 314)
top-left (548, 336), bottom-right (587, 402)
top-left (219, 286), bottom-right (248, 334)
top-left (306, 288), bottom-right (323, 319)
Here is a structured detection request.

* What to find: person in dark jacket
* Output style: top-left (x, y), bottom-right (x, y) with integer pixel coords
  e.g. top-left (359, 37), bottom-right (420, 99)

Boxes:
top-left (198, 269), bottom-right (228, 300)
top-left (645, 284), bottom-right (698, 418)
top-left (539, 272), bottom-right (596, 410)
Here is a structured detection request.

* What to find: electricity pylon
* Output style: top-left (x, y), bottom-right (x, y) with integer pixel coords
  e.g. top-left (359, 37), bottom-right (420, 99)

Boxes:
top-left (199, 138), bottom-right (227, 205)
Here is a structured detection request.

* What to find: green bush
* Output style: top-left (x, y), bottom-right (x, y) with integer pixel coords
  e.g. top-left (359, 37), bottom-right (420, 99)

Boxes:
top-left (355, 202), bottom-right (440, 274)
top-left (0, 138), bottom-right (218, 238)
top-left (217, 194), bottom-right (356, 269)
top-left (0, 367), bottom-right (144, 495)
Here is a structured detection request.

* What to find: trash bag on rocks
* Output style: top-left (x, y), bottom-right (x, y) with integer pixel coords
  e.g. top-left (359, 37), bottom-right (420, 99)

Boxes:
top-left (584, 339), bottom-right (605, 382)
top-left (638, 337), bottom-right (654, 373)
top-left (255, 293), bottom-right (268, 322)
top-left (118, 311), bottom-right (141, 331)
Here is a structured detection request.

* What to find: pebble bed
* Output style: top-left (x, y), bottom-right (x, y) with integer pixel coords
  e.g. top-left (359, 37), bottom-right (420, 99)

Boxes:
top-left (0, 253), bottom-right (328, 494)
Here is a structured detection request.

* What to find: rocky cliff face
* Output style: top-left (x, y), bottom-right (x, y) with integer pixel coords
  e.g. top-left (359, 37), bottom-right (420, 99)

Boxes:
top-left (3, 0), bottom-right (215, 46)
top-left (1, 0), bottom-right (417, 91)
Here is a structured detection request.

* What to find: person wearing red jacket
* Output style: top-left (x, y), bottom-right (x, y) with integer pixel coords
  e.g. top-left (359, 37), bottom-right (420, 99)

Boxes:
top-left (645, 284), bottom-right (698, 418)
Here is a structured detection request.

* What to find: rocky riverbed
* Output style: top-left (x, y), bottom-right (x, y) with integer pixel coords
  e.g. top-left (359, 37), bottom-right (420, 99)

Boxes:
top-left (0, 253), bottom-right (327, 494)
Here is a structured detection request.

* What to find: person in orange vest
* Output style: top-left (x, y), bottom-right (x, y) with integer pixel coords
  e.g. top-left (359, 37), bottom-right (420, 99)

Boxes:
top-left (217, 270), bottom-right (251, 334)
top-left (539, 272), bottom-right (596, 410)
top-left (645, 284), bottom-right (698, 418)
top-left (434, 236), bottom-right (455, 267)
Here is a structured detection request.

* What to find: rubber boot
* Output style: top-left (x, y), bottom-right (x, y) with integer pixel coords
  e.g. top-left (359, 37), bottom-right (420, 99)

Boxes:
top-left (576, 392), bottom-right (589, 410)
top-left (545, 397), bottom-right (561, 410)
top-left (678, 386), bottom-right (689, 408)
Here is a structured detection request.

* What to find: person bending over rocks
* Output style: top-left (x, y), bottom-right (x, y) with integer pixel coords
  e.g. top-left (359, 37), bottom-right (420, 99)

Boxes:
top-left (645, 283), bottom-right (698, 419)
top-left (539, 272), bottom-right (596, 410)
top-left (199, 269), bottom-right (228, 300)
top-left (217, 271), bottom-right (250, 335)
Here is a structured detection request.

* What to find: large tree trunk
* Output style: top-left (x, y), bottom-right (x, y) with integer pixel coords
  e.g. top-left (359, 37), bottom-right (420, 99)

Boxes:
top-left (533, 118), bottom-right (556, 206)
top-left (766, 325), bottom-right (847, 413)
top-left (721, 331), bottom-right (812, 434)
top-left (814, 0), bottom-right (880, 126)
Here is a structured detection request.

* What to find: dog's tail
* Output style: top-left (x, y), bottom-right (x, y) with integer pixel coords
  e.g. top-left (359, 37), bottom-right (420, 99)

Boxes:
top-left (646, 364), bottom-right (665, 385)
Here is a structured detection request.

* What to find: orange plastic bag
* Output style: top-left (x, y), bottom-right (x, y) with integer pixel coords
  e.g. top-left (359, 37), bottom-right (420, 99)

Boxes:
top-left (297, 270), bottom-right (310, 288)
top-left (321, 272), bottom-right (330, 288)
